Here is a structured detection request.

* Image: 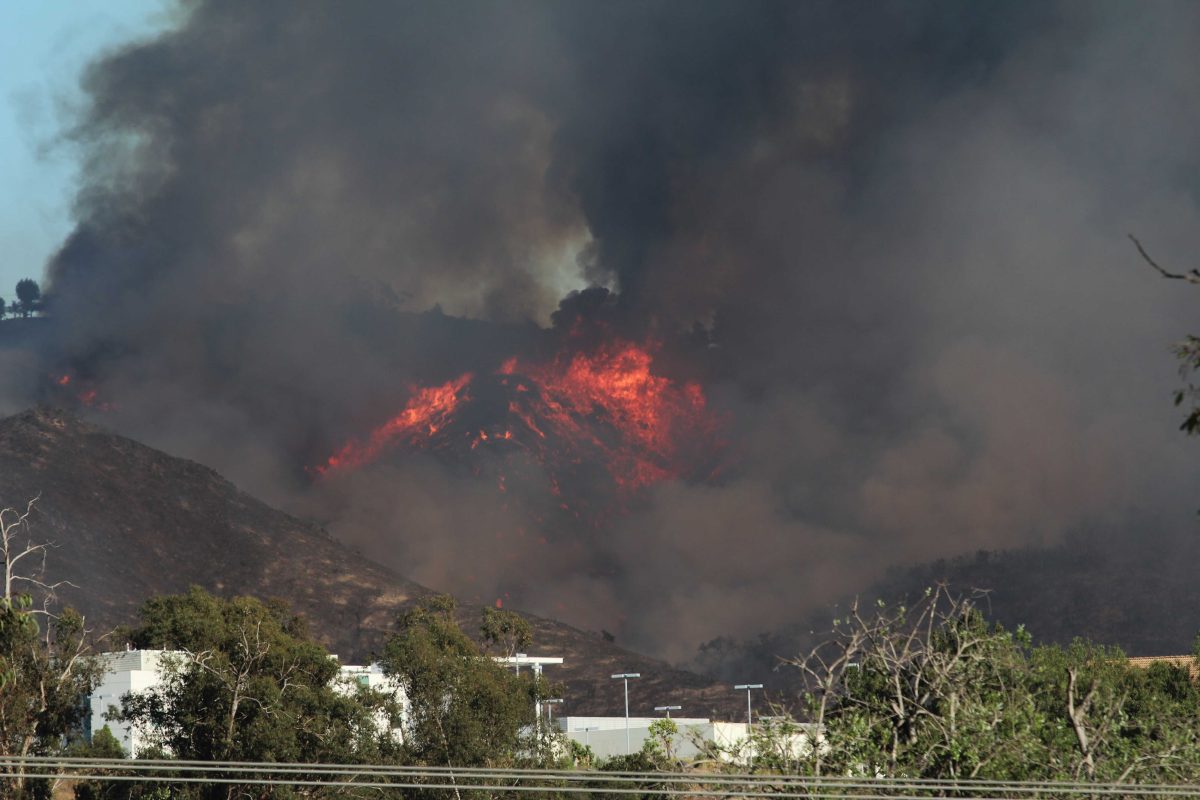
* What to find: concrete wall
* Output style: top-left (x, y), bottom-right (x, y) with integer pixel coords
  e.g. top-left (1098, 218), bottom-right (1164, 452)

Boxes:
top-left (557, 716), bottom-right (820, 764)
top-left (558, 716), bottom-right (728, 761)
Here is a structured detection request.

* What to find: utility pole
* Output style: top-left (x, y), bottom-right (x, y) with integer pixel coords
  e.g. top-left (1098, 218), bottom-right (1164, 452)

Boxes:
top-left (734, 683), bottom-right (763, 768)
top-left (654, 705), bottom-right (681, 719)
top-left (544, 698), bottom-right (563, 727)
top-left (611, 673), bottom-right (641, 754)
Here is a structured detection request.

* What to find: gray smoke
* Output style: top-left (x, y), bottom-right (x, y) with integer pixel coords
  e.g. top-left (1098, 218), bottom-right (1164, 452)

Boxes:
top-left (26, 0), bottom-right (1200, 661)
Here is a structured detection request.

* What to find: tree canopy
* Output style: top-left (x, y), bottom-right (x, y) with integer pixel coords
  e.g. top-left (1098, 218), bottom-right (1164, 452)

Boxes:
top-left (784, 586), bottom-right (1200, 782)
top-left (13, 279), bottom-right (40, 318)
top-left (117, 587), bottom-right (402, 768)
top-left (380, 595), bottom-right (538, 772)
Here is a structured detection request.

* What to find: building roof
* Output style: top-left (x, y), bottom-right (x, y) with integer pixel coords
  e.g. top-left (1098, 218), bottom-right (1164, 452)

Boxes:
top-left (1127, 655), bottom-right (1198, 679)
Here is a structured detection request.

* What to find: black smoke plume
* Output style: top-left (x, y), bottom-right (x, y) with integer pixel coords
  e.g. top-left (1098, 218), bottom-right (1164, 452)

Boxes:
top-left (11, 0), bottom-right (1200, 662)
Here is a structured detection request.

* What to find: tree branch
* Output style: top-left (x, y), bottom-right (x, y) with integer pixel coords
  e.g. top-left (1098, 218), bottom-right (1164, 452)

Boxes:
top-left (1129, 234), bottom-right (1200, 284)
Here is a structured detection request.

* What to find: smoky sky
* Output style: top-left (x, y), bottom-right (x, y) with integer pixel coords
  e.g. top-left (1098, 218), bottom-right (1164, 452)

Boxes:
top-left (11, 0), bottom-right (1200, 661)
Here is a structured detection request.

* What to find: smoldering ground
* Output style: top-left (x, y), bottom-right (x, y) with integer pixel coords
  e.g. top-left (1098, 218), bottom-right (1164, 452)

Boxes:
top-left (19, 1), bottom-right (1200, 661)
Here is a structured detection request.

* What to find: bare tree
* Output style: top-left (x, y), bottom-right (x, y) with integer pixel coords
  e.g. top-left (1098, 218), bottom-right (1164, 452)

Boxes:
top-left (2, 496), bottom-right (71, 612)
top-left (0, 497), bottom-right (101, 797)
top-left (786, 585), bottom-right (1045, 779)
top-left (1130, 235), bottom-right (1200, 435)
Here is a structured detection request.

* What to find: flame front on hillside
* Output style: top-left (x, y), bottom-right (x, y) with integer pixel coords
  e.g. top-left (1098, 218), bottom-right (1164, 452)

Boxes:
top-left (314, 373), bottom-right (474, 475)
top-left (313, 338), bottom-right (723, 510)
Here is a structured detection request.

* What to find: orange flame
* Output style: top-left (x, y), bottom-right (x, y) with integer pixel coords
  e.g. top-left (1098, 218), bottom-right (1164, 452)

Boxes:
top-left (505, 339), bottom-right (713, 491)
top-left (315, 373), bottom-right (473, 475)
top-left (314, 338), bottom-right (722, 499)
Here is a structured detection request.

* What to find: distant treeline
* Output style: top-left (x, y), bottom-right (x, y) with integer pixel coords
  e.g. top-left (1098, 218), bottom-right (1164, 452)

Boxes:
top-left (0, 279), bottom-right (43, 319)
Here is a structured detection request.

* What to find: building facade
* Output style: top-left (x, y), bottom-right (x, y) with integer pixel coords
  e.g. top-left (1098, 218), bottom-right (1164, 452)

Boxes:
top-left (556, 715), bottom-right (820, 763)
top-left (88, 650), bottom-right (405, 756)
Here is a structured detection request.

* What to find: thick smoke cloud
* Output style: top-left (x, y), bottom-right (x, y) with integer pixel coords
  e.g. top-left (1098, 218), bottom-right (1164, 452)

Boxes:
top-left (27, 1), bottom-right (1200, 661)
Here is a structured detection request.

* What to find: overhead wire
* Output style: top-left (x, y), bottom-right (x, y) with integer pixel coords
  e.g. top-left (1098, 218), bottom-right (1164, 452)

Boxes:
top-left (6, 756), bottom-right (1200, 797)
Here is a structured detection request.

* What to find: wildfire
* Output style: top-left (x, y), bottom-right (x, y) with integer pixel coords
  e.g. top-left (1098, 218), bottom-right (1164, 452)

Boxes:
top-left (314, 338), bottom-right (722, 500)
top-left (50, 373), bottom-right (116, 412)
top-left (314, 373), bottom-right (473, 475)
top-left (502, 340), bottom-right (714, 491)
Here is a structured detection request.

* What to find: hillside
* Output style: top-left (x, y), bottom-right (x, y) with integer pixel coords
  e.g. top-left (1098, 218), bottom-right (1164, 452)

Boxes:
top-left (0, 406), bottom-right (742, 717)
top-left (692, 516), bottom-right (1200, 691)
top-left (0, 316), bottom-right (51, 347)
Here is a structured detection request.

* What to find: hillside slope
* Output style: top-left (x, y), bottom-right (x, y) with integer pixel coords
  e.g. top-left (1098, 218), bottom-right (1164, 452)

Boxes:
top-left (0, 407), bottom-right (741, 717)
top-left (692, 516), bottom-right (1200, 691)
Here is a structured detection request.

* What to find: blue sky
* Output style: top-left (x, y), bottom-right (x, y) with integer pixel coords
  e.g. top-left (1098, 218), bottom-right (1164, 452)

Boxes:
top-left (0, 1), bottom-right (174, 303)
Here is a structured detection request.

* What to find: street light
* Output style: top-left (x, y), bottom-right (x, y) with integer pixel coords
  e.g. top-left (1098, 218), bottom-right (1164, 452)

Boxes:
top-left (582, 726), bottom-right (598, 749)
top-left (654, 705), bottom-right (682, 719)
top-left (544, 698), bottom-right (564, 727)
top-left (611, 673), bottom-right (641, 754)
top-left (734, 683), bottom-right (763, 768)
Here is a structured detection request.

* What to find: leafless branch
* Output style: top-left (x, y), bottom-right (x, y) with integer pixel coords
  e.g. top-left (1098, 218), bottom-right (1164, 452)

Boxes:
top-left (1129, 234), bottom-right (1200, 284)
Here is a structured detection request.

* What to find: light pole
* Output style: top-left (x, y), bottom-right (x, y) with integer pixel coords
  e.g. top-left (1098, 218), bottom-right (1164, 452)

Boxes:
top-left (544, 698), bottom-right (563, 728)
top-left (654, 705), bottom-right (682, 719)
top-left (735, 683), bottom-right (763, 768)
top-left (611, 673), bottom-right (641, 754)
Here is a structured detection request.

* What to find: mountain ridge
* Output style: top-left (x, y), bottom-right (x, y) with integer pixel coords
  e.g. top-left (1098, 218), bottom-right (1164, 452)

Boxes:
top-left (0, 406), bottom-right (743, 718)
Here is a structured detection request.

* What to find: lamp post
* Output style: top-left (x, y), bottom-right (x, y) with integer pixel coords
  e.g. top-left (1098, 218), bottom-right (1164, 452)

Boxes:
top-left (734, 683), bottom-right (763, 768)
top-left (544, 698), bottom-right (563, 727)
top-left (654, 705), bottom-right (682, 719)
top-left (494, 654), bottom-right (564, 736)
top-left (611, 673), bottom-right (641, 754)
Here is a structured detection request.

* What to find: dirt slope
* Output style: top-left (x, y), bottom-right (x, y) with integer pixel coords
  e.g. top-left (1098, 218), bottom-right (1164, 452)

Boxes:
top-left (0, 406), bottom-right (742, 717)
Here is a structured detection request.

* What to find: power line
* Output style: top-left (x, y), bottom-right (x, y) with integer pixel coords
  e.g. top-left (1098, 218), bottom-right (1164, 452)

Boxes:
top-left (8, 756), bottom-right (1200, 797)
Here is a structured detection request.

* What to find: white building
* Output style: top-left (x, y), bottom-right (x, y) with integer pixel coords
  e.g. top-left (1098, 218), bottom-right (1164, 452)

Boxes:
top-left (557, 715), bottom-right (821, 764)
top-left (88, 650), bottom-right (172, 757)
top-left (88, 650), bottom-right (405, 756)
top-left (333, 661), bottom-right (406, 744)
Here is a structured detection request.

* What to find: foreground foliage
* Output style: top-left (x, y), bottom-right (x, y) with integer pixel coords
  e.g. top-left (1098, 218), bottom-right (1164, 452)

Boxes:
top-left (783, 586), bottom-right (1200, 782)
top-left (87, 591), bottom-right (552, 799)
top-left (17, 491), bottom-right (1200, 795)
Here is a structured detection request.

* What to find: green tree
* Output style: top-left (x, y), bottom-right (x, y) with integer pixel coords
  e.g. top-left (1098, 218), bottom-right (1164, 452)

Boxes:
top-left (1, 498), bottom-right (103, 799)
top-left (380, 596), bottom-right (535, 772)
top-left (69, 727), bottom-right (130, 800)
top-left (114, 587), bottom-right (402, 799)
top-left (645, 717), bottom-right (679, 765)
top-left (0, 298), bottom-right (6, 320)
top-left (14, 279), bottom-right (40, 318)
top-left (788, 585), bottom-right (1200, 782)
top-left (479, 606), bottom-right (532, 658)
top-left (790, 587), bottom-right (1048, 779)
top-left (1172, 335), bottom-right (1200, 434)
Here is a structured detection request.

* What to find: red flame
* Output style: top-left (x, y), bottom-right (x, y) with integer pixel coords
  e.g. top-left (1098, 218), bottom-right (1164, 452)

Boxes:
top-left (50, 373), bottom-right (117, 412)
top-left (314, 373), bottom-right (473, 475)
top-left (315, 338), bottom-right (722, 499)
top-left (504, 339), bottom-right (714, 491)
